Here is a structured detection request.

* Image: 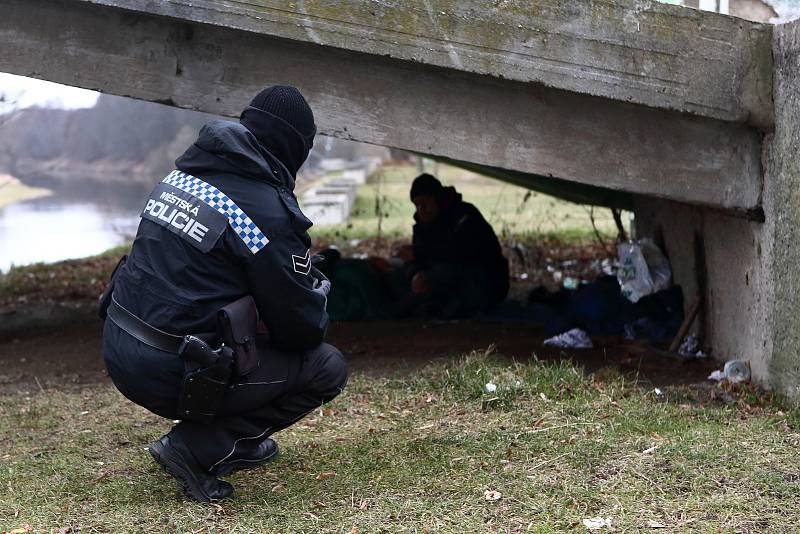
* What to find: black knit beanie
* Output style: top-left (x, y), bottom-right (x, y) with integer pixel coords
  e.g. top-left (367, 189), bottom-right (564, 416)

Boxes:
top-left (249, 85), bottom-right (315, 137)
top-left (240, 85), bottom-right (316, 177)
top-left (410, 173), bottom-right (443, 200)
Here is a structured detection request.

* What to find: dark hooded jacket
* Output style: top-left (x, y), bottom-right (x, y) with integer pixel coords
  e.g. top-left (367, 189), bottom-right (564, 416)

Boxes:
top-left (109, 119), bottom-right (328, 352)
top-left (412, 186), bottom-right (509, 303)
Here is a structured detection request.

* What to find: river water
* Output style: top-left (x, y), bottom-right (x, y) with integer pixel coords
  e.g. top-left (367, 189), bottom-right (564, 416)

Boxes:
top-left (0, 184), bottom-right (145, 272)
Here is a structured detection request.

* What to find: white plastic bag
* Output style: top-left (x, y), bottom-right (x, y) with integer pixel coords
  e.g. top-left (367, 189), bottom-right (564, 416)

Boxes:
top-left (617, 238), bottom-right (671, 303)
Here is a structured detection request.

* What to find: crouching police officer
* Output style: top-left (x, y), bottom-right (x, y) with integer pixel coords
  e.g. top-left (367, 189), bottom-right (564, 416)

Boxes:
top-left (100, 86), bottom-right (347, 502)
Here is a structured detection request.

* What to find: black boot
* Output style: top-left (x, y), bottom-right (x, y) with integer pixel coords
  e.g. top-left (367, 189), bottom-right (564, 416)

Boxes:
top-left (212, 438), bottom-right (279, 477)
top-left (148, 433), bottom-right (234, 502)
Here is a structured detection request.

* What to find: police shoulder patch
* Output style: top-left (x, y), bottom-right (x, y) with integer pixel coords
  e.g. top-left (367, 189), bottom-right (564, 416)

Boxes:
top-left (141, 171), bottom-right (270, 254)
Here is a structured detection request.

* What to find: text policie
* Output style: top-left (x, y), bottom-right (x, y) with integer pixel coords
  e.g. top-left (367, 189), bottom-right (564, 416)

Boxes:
top-left (144, 191), bottom-right (209, 243)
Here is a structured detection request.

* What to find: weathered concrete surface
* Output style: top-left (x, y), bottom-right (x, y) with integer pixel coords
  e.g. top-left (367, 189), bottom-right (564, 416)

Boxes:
top-left (0, 0), bottom-right (765, 213)
top-left (763, 20), bottom-right (800, 397)
top-left (633, 196), bottom-right (771, 382)
top-left (633, 18), bottom-right (800, 397)
top-left (79, 0), bottom-right (774, 129)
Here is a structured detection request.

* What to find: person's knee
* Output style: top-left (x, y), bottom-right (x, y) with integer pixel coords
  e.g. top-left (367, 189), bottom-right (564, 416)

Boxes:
top-left (308, 343), bottom-right (348, 399)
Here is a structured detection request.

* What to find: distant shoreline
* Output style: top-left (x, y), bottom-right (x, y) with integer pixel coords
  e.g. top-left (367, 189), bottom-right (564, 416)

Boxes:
top-left (0, 174), bottom-right (52, 209)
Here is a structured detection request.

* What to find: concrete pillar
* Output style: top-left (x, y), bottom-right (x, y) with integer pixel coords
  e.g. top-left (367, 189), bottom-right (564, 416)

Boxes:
top-left (633, 19), bottom-right (800, 399)
top-left (762, 20), bottom-right (800, 398)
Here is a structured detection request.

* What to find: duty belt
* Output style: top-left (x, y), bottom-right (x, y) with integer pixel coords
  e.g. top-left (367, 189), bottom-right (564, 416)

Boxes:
top-left (107, 294), bottom-right (185, 354)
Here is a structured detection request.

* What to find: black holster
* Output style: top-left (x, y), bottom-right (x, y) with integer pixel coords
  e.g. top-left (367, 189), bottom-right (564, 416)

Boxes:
top-left (176, 295), bottom-right (260, 423)
top-left (217, 296), bottom-right (260, 377)
top-left (177, 336), bottom-right (233, 424)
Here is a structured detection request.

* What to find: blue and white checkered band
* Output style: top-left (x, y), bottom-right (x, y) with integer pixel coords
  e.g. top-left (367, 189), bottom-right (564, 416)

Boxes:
top-left (162, 170), bottom-right (270, 254)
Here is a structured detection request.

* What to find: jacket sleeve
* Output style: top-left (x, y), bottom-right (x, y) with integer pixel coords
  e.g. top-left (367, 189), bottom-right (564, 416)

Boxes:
top-left (245, 220), bottom-right (329, 351)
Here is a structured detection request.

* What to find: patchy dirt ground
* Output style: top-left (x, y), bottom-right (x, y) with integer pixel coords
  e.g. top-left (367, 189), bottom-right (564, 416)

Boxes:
top-left (0, 317), bottom-right (716, 396)
top-left (0, 237), bottom-right (716, 397)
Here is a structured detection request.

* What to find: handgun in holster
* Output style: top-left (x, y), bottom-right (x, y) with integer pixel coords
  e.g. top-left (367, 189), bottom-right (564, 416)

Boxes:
top-left (177, 335), bottom-right (233, 424)
top-left (177, 296), bottom-right (260, 423)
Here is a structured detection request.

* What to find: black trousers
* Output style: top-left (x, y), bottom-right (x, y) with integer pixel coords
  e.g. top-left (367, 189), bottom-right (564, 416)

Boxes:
top-left (103, 321), bottom-right (348, 471)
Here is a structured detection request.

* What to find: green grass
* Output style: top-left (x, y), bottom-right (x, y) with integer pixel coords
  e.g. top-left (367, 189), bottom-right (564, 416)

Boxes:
top-left (2, 351), bottom-right (799, 532)
top-left (307, 164), bottom-right (628, 242)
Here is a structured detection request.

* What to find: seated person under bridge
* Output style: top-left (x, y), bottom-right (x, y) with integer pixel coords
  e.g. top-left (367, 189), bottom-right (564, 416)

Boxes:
top-left (395, 173), bottom-right (509, 319)
top-left (315, 174), bottom-right (509, 321)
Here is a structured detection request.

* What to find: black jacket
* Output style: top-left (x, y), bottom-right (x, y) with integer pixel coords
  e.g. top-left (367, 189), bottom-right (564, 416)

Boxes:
top-left (412, 187), bottom-right (509, 302)
top-left (112, 119), bottom-right (328, 352)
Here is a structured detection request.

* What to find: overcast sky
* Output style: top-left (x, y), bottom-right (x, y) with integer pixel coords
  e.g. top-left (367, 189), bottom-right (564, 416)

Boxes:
top-left (0, 72), bottom-right (99, 115)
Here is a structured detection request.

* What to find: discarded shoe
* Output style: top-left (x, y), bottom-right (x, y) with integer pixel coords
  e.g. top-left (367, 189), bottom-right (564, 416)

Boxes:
top-left (212, 438), bottom-right (279, 477)
top-left (148, 433), bottom-right (234, 502)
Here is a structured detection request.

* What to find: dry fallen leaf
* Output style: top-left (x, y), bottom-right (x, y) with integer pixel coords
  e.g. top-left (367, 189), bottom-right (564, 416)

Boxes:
top-left (315, 471), bottom-right (336, 481)
top-left (484, 490), bottom-right (502, 501)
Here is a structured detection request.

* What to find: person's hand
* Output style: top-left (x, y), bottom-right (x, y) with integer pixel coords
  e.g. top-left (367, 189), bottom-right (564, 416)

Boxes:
top-left (310, 266), bottom-right (331, 296)
top-left (394, 245), bottom-right (414, 262)
top-left (411, 272), bottom-right (428, 294)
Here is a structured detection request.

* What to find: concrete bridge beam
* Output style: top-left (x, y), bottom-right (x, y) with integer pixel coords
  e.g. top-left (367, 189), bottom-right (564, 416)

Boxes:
top-left (0, 0), bottom-right (767, 214)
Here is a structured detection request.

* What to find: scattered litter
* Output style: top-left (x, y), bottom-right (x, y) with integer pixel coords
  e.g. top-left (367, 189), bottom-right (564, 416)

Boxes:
top-left (617, 239), bottom-right (671, 303)
top-left (642, 445), bottom-right (659, 455)
top-left (563, 277), bottom-right (580, 290)
top-left (544, 328), bottom-right (593, 349)
top-left (724, 360), bottom-right (751, 383)
top-left (484, 489), bottom-right (502, 501)
top-left (653, 388), bottom-right (663, 397)
top-left (708, 360), bottom-right (751, 383)
top-left (678, 334), bottom-right (707, 359)
top-left (707, 370), bottom-right (726, 382)
top-left (485, 382), bottom-right (497, 393)
top-left (583, 517), bottom-right (612, 530)
top-left (647, 520), bottom-right (667, 528)
top-left (678, 334), bottom-right (698, 356)
top-left (4, 526), bottom-right (33, 534)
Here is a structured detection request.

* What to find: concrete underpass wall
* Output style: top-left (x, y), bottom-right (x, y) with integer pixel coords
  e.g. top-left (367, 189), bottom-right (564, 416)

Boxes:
top-left (633, 18), bottom-right (800, 398)
top-left (633, 197), bottom-right (773, 383)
